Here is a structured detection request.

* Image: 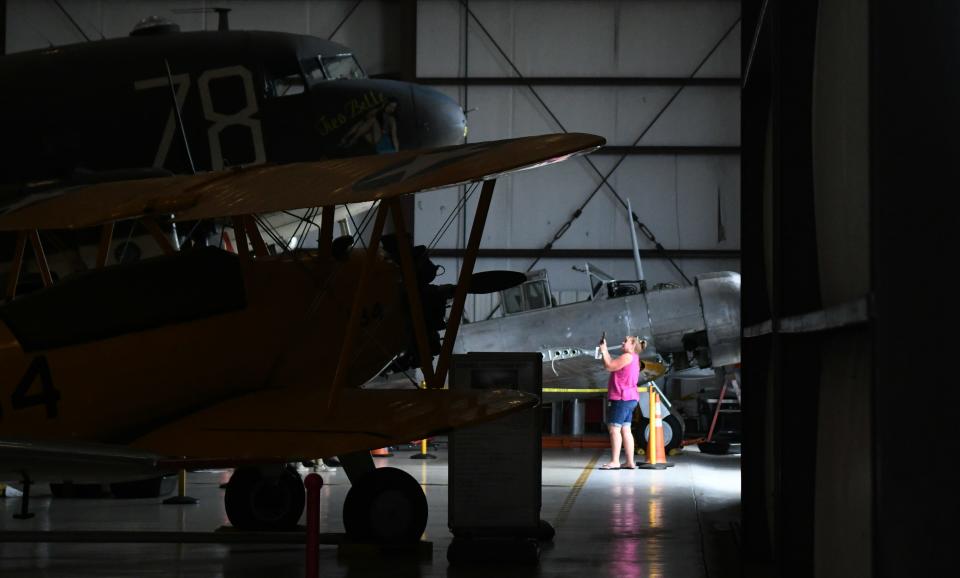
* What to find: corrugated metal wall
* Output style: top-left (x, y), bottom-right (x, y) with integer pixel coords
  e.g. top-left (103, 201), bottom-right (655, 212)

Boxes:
top-left (415, 0), bottom-right (741, 320)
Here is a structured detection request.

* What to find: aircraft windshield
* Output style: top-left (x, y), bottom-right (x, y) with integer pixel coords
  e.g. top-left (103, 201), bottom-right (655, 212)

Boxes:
top-left (266, 73), bottom-right (306, 97)
top-left (319, 54), bottom-right (366, 80)
top-left (264, 60), bottom-right (306, 98)
top-left (501, 280), bottom-right (551, 315)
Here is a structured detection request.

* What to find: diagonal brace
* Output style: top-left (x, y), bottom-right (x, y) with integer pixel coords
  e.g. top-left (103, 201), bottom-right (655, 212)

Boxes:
top-left (431, 179), bottom-right (496, 388)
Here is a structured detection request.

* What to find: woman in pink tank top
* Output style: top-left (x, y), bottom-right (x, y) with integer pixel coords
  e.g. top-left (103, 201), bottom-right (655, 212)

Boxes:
top-left (598, 336), bottom-right (647, 469)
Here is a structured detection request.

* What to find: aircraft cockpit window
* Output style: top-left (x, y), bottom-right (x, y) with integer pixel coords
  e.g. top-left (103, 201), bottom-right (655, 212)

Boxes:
top-left (524, 281), bottom-right (550, 310)
top-left (319, 54), bottom-right (366, 80)
top-left (301, 56), bottom-right (326, 85)
top-left (501, 281), bottom-right (551, 315)
top-left (265, 73), bottom-right (306, 98)
top-left (502, 286), bottom-right (525, 315)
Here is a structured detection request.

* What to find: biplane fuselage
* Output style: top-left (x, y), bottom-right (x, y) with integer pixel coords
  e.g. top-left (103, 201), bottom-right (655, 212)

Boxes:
top-left (0, 121), bottom-right (604, 536)
top-left (0, 247), bottom-right (405, 461)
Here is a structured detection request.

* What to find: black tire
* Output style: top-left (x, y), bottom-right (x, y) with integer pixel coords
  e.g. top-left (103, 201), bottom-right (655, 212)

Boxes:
top-left (638, 412), bottom-right (684, 454)
top-left (224, 465), bottom-right (305, 531)
top-left (343, 467), bottom-right (427, 544)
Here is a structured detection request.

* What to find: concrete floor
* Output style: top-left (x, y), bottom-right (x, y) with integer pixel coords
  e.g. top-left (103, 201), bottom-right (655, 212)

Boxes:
top-left (0, 446), bottom-right (740, 577)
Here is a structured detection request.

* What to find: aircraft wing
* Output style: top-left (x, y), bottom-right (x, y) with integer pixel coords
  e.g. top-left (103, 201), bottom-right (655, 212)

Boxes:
top-left (128, 387), bottom-right (537, 465)
top-left (0, 439), bottom-right (169, 482)
top-left (0, 133), bottom-right (603, 231)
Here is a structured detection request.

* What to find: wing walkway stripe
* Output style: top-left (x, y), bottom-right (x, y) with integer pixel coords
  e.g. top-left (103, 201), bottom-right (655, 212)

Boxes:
top-left (552, 449), bottom-right (602, 530)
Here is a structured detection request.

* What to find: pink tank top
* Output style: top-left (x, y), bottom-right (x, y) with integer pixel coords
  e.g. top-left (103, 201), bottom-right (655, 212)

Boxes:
top-left (607, 353), bottom-right (640, 401)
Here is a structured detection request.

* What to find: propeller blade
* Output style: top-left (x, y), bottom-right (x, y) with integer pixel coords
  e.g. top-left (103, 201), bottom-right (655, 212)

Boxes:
top-left (468, 270), bottom-right (527, 294)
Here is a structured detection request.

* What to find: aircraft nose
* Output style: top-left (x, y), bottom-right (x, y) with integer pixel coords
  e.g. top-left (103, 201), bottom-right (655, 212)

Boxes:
top-left (411, 85), bottom-right (467, 148)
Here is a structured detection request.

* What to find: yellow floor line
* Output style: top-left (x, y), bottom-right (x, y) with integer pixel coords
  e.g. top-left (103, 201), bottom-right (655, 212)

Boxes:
top-left (552, 449), bottom-right (603, 530)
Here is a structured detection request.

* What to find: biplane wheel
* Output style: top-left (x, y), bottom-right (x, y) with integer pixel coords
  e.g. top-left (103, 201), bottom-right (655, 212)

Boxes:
top-left (224, 465), bottom-right (305, 531)
top-left (343, 467), bottom-right (427, 543)
top-left (638, 413), bottom-right (684, 454)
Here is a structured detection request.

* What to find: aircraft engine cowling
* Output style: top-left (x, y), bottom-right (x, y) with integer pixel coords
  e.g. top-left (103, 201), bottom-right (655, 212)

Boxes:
top-left (695, 272), bottom-right (741, 368)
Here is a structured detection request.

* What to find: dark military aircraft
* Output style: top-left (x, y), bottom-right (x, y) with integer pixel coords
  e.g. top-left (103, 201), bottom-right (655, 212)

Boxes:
top-left (0, 19), bottom-right (465, 181)
top-left (0, 18), bottom-right (466, 280)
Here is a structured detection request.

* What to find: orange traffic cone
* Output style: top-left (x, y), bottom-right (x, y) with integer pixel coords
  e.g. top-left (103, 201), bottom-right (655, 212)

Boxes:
top-left (638, 389), bottom-right (675, 469)
top-left (371, 447), bottom-right (393, 457)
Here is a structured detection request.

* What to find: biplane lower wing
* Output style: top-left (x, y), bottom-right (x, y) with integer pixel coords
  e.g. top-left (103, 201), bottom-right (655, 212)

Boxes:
top-left (0, 387), bottom-right (536, 481)
top-left (0, 133), bottom-right (604, 231)
top-left (0, 439), bottom-right (168, 482)
top-left (129, 387), bottom-right (537, 466)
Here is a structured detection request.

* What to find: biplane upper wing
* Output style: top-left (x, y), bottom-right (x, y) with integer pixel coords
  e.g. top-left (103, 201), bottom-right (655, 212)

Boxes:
top-left (128, 387), bottom-right (536, 465)
top-left (0, 133), bottom-right (603, 231)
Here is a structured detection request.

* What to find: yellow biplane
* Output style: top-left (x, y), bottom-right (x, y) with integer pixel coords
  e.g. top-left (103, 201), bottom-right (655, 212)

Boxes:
top-left (0, 133), bottom-right (603, 542)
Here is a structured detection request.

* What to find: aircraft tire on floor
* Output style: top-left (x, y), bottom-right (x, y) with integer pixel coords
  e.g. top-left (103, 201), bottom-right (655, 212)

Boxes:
top-left (638, 412), bottom-right (684, 454)
top-left (224, 465), bottom-right (305, 531)
top-left (343, 466), bottom-right (427, 543)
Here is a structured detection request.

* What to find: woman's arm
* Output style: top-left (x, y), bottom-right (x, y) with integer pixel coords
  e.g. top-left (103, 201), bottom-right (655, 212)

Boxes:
top-left (601, 347), bottom-right (633, 372)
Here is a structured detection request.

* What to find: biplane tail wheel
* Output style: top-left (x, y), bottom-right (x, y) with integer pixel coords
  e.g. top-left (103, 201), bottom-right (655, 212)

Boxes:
top-left (224, 465), bottom-right (305, 531)
top-left (343, 467), bottom-right (427, 543)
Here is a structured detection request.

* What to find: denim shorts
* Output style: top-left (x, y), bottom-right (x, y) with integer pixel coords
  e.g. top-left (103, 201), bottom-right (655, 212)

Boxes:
top-left (607, 399), bottom-right (639, 426)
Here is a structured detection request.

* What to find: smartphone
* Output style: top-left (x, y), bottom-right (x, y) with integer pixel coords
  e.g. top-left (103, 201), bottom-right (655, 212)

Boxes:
top-left (601, 331), bottom-right (606, 342)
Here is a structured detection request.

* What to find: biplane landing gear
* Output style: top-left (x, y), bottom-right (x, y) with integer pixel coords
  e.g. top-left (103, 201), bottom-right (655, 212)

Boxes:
top-left (343, 467), bottom-right (427, 543)
top-left (224, 465), bottom-right (305, 531)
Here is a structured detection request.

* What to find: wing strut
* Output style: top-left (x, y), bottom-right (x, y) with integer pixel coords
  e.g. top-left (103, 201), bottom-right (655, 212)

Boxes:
top-left (229, 215), bottom-right (269, 259)
top-left (431, 178), bottom-right (496, 388)
top-left (241, 215), bottom-right (269, 258)
top-left (95, 223), bottom-right (114, 269)
top-left (232, 216), bottom-right (250, 260)
top-left (140, 217), bottom-right (176, 256)
top-left (327, 203), bottom-right (389, 410)
top-left (28, 231), bottom-right (53, 288)
top-left (387, 197), bottom-right (436, 384)
top-left (5, 231), bottom-right (28, 300)
top-left (318, 205), bottom-right (335, 258)
top-left (5, 230), bottom-right (54, 300)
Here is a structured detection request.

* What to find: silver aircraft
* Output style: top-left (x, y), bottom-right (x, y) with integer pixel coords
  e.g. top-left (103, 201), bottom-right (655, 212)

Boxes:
top-left (453, 202), bottom-right (740, 450)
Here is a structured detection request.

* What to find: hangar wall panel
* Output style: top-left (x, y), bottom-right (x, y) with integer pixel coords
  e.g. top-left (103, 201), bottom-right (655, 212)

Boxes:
top-left (415, 0), bottom-right (741, 311)
top-left (417, 0), bottom-right (741, 77)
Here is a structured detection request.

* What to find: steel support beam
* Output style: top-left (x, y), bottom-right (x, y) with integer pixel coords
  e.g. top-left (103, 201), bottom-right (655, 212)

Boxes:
top-left (596, 145), bottom-right (740, 156)
top-left (429, 248), bottom-right (740, 260)
top-left (416, 77), bottom-right (741, 87)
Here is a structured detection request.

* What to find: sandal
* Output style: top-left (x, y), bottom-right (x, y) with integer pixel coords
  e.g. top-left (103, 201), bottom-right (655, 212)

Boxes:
top-left (598, 463), bottom-right (621, 470)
